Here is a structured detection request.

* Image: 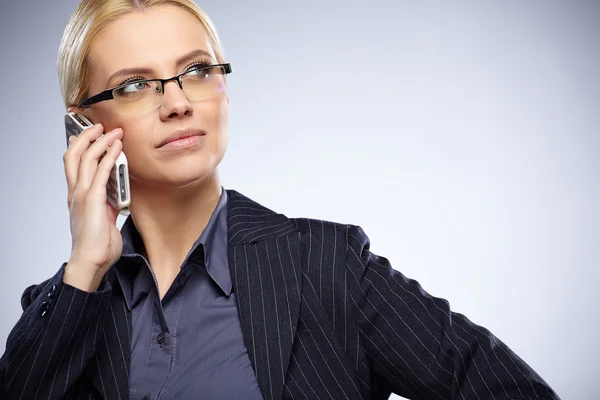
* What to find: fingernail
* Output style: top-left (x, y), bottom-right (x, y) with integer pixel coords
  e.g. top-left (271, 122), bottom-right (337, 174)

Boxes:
top-left (68, 136), bottom-right (74, 143)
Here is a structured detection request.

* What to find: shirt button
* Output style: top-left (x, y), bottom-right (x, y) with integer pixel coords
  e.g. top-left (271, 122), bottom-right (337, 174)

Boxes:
top-left (179, 274), bottom-right (189, 285)
top-left (157, 332), bottom-right (166, 344)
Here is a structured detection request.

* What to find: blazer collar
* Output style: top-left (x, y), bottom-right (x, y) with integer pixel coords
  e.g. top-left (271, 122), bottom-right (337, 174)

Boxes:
top-left (226, 189), bottom-right (298, 246)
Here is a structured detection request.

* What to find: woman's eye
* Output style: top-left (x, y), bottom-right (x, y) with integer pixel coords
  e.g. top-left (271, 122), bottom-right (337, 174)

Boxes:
top-left (122, 81), bottom-right (149, 93)
top-left (187, 68), bottom-right (209, 78)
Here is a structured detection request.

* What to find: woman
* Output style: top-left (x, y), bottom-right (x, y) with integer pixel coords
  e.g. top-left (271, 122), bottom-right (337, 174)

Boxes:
top-left (0, 0), bottom-right (559, 399)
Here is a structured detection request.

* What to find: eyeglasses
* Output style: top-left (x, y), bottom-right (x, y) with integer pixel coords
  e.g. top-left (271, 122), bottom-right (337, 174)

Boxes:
top-left (80, 63), bottom-right (232, 114)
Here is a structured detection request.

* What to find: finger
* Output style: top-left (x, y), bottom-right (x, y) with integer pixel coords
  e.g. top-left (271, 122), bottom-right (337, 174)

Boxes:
top-left (64, 124), bottom-right (104, 202)
top-left (75, 128), bottom-right (123, 195)
top-left (69, 123), bottom-right (104, 153)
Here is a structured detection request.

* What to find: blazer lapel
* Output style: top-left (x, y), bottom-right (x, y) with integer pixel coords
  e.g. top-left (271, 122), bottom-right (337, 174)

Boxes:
top-left (227, 190), bottom-right (303, 400)
top-left (88, 269), bottom-right (131, 400)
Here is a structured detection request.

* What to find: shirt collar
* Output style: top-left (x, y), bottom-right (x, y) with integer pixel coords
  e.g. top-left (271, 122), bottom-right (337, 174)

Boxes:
top-left (115, 188), bottom-right (232, 310)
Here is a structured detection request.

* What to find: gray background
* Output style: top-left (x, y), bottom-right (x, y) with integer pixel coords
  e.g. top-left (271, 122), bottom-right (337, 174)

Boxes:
top-left (1, 0), bottom-right (599, 398)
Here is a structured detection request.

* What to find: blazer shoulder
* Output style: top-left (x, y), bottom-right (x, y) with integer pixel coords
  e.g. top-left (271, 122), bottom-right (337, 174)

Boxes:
top-left (290, 217), bottom-right (352, 239)
top-left (290, 217), bottom-right (370, 244)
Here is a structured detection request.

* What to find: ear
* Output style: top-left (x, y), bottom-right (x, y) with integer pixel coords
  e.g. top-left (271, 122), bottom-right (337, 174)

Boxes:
top-left (67, 105), bottom-right (84, 114)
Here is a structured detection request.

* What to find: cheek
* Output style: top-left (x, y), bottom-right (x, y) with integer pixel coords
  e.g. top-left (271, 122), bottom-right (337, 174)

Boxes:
top-left (120, 118), bottom-right (156, 154)
top-left (199, 97), bottom-right (230, 141)
top-left (88, 105), bottom-right (156, 154)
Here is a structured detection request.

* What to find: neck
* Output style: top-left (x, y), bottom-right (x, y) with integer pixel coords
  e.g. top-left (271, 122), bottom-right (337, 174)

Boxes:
top-left (127, 171), bottom-right (222, 279)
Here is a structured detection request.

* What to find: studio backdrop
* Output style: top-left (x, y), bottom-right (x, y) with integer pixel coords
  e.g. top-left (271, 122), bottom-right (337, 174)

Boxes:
top-left (0, 1), bottom-right (598, 398)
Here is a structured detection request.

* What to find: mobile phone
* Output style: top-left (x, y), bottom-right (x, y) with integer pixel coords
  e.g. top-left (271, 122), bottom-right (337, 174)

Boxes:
top-left (64, 112), bottom-right (131, 209)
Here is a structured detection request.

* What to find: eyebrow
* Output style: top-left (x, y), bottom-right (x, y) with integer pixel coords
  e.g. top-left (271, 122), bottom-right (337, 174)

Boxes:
top-left (105, 49), bottom-right (214, 87)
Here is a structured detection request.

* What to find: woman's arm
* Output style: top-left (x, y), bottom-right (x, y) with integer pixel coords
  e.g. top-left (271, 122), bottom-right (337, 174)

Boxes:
top-left (345, 225), bottom-right (559, 399)
top-left (0, 263), bottom-right (113, 400)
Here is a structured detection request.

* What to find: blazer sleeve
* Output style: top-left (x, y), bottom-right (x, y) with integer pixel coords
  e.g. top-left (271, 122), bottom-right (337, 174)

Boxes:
top-left (345, 225), bottom-right (560, 399)
top-left (0, 263), bottom-right (113, 400)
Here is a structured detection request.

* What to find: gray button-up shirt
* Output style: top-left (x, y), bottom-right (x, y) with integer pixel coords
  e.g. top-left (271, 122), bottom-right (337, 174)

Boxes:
top-left (114, 189), bottom-right (263, 400)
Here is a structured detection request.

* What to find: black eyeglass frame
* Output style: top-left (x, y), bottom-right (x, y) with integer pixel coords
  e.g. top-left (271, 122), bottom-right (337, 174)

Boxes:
top-left (79, 63), bottom-right (232, 108)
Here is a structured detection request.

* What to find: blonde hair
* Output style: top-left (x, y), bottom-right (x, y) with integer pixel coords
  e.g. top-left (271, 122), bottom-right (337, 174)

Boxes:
top-left (57, 0), bottom-right (225, 109)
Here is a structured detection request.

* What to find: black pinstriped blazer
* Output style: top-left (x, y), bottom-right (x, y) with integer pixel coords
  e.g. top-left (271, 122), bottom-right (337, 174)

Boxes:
top-left (1, 189), bottom-right (559, 399)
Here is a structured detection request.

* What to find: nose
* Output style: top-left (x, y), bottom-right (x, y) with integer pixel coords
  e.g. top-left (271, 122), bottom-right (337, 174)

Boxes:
top-left (159, 79), bottom-right (193, 120)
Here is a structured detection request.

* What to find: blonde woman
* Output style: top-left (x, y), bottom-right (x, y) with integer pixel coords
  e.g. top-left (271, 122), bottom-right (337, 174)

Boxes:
top-left (0, 0), bottom-right (559, 399)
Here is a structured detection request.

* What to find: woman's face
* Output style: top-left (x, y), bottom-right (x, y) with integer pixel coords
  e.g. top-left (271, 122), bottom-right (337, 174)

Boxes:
top-left (78, 5), bottom-right (229, 189)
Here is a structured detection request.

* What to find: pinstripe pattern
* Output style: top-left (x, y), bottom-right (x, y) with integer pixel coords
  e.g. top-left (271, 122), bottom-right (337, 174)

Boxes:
top-left (0, 189), bottom-right (559, 399)
top-left (0, 266), bottom-right (112, 399)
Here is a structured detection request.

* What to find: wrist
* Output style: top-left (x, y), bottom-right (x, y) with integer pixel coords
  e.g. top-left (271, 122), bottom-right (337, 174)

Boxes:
top-left (63, 259), bottom-right (105, 292)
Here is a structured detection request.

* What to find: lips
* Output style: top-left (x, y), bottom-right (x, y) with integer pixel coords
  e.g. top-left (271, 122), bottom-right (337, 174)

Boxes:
top-left (157, 128), bottom-right (206, 148)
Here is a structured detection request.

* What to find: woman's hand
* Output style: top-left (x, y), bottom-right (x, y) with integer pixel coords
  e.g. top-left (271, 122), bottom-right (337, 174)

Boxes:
top-left (62, 123), bottom-right (125, 291)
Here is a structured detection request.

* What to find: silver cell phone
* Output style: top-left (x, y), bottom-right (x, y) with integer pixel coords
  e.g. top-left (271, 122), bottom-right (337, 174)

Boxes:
top-left (65, 112), bottom-right (131, 209)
